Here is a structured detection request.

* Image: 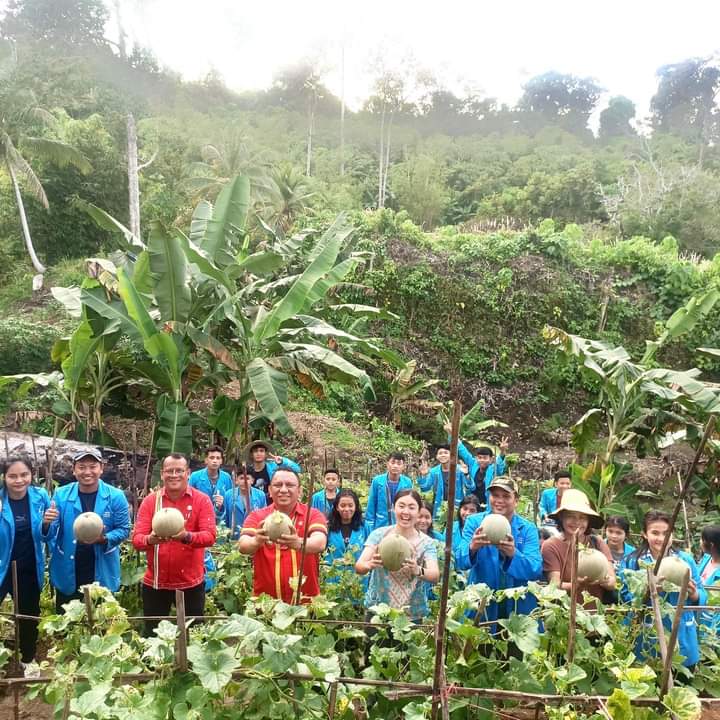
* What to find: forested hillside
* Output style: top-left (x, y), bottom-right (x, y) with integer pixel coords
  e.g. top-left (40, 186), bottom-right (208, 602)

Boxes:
top-left (1, 0), bottom-right (719, 449)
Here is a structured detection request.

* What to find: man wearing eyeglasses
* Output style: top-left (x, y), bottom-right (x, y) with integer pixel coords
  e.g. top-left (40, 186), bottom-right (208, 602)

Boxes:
top-left (239, 468), bottom-right (327, 603)
top-left (132, 453), bottom-right (217, 635)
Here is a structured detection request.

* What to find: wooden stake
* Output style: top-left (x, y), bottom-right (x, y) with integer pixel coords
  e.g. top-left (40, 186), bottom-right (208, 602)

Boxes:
top-left (654, 415), bottom-right (716, 575)
top-left (327, 681), bottom-right (339, 719)
top-left (431, 399), bottom-right (462, 720)
top-left (3, 432), bottom-right (9, 460)
top-left (48, 417), bottom-right (59, 497)
top-left (83, 586), bottom-right (94, 629)
top-left (567, 532), bottom-right (579, 664)
top-left (294, 468), bottom-right (316, 605)
top-left (11, 561), bottom-right (20, 670)
top-left (143, 420), bottom-right (156, 496)
top-left (676, 472), bottom-right (692, 554)
top-left (175, 590), bottom-right (188, 672)
top-left (660, 571), bottom-right (690, 697)
top-left (647, 569), bottom-right (671, 679)
top-left (30, 434), bottom-right (38, 468)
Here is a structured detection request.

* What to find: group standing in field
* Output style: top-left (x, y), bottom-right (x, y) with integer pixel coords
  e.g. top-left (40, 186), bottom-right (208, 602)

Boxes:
top-left (0, 435), bottom-right (718, 677)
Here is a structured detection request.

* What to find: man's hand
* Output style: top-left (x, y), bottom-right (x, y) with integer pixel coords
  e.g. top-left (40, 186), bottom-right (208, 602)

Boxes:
top-left (498, 436), bottom-right (510, 454)
top-left (470, 528), bottom-right (492, 552)
top-left (270, 454), bottom-right (283, 464)
top-left (42, 501), bottom-right (59, 527)
top-left (277, 530), bottom-right (302, 550)
top-left (458, 460), bottom-right (469, 475)
top-left (146, 531), bottom-right (168, 546)
top-left (419, 459), bottom-right (430, 476)
top-left (214, 494), bottom-right (224, 509)
top-left (367, 550), bottom-right (383, 569)
top-left (497, 534), bottom-right (515, 558)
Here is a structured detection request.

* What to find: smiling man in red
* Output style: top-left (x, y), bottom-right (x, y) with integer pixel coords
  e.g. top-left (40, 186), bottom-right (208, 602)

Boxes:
top-left (132, 453), bottom-right (216, 635)
top-left (239, 468), bottom-right (327, 603)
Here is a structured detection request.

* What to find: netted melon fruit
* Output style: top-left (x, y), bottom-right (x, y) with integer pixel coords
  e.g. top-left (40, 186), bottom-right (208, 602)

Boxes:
top-left (379, 533), bottom-right (412, 571)
top-left (263, 510), bottom-right (294, 541)
top-left (577, 548), bottom-right (610, 583)
top-left (658, 556), bottom-right (690, 586)
top-left (480, 514), bottom-right (511, 544)
top-left (73, 512), bottom-right (104, 543)
top-left (152, 507), bottom-right (185, 538)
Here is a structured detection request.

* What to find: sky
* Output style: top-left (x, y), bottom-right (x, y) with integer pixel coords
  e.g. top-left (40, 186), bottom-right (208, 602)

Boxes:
top-left (6, 1), bottom-right (720, 119)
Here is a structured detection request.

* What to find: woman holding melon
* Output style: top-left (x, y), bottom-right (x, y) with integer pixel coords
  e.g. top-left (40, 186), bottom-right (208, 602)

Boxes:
top-left (620, 510), bottom-right (704, 668)
top-left (541, 489), bottom-right (616, 604)
top-left (355, 489), bottom-right (439, 621)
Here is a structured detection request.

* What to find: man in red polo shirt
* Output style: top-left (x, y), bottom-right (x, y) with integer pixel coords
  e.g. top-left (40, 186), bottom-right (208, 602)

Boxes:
top-left (132, 453), bottom-right (216, 635)
top-left (239, 468), bottom-right (327, 603)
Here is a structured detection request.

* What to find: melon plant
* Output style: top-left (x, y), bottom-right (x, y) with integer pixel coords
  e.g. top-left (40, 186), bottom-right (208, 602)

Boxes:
top-left (152, 507), bottom-right (185, 538)
top-left (577, 548), bottom-right (610, 583)
top-left (263, 511), bottom-right (294, 541)
top-left (73, 512), bottom-right (104, 543)
top-left (378, 533), bottom-right (412, 571)
top-left (480, 514), bottom-right (511, 544)
top-left (658, 556), bottom-right (690, 586)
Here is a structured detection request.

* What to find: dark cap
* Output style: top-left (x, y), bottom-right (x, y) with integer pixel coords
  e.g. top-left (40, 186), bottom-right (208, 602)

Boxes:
top-left (72, 448), bottom-right (103, 463)
top-left (487, 476), bottom-right (517, 495)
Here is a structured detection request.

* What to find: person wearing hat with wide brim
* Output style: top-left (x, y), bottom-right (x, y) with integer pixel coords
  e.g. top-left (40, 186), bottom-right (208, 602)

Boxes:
top-left (45, 449), bottom-right (130, 612)
top-left (244, 440), bottom-right (301, 498)
top-left (541, 489), bottom-right (616, 604)
top-left (456, 476), bottom-right (543, 627)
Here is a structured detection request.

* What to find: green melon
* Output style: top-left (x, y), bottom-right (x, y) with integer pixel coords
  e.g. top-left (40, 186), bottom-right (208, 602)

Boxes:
top-left (152, 507), bottom-right (185, 538)
top-left (379, 533), bottom-right (412, 571)
top-left (577, 548), bottom-right (610, 583)
top-left (480, 514), bottom-right (511, 544)
top-left (658, 556), bottom-right (691, 586)
top-left (73, 512), bottom-right (104, 543)
top-left (263, 511), bottom-right (295, 541)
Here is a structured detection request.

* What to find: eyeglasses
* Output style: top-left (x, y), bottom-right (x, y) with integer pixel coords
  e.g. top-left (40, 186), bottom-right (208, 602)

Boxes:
top-left (162, 468), bottom-right (187, 476)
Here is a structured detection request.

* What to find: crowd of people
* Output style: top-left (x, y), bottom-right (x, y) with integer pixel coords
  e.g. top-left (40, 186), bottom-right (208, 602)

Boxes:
top-left (1, 437), bottom-right (718, 678)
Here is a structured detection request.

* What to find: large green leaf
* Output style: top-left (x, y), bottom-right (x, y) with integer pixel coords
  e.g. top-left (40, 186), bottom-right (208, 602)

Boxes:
top-left (189, 200), bottom-right (212, 245)
top-left (304, 256), bottom-right (359, 307)
top-left (174, 229), bottom-right (232, 291)
top-left (148, 222), bottom-right (191, 323)
top-left (75, 199), bottom-right (144, 251)
top-left (80, 287), bottom-right (139, 340)
top-left (186, 327), bottom-right (239, 370)
top-left (236, 250), bottom-right (285, 275)
top-left (202, 175), bottom-right (250, 267)
top-left (155, 395), bottom-right (193, 456)
top-left (117, 268), bottom-right (159, 343)
top-left (246, 358), bottom-right (293, 435)
top-left (254, 216), bottom-right (353, 342)
top-left (51, 286), bottom-right (82, 317)
top-left (61, 320), bottom-right (101, 394)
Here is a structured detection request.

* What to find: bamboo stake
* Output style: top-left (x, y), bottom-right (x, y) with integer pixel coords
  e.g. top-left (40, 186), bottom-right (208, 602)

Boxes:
top-left (47, 417), bottom-right (59, 496)
top-left (327, 681), bottom-right (338, 719)
top-left (142, 420), bottom-right (156, 496)
top-left (535, 454), bottom-right (545, 526)
top-left (647, 569), bottom-right (671, 680)
top-left (293, 468), bottom-right (316, 605)
top-left (131, 425), bottom-right (138, 520)
top-left (11, 562), bottom-right (20, 671)
top-left (660, 571), bottom-right (690, 698)
top-left (3, 432), bottom-right (9, 460)
top-left (30, 434), bottom-right (38, 468)
top-left (654, 415), bottom-right (716, 575)
top-left (13, 684), bottom-right (19, 720)
top-left (83, 587), bottom-right (94, 629)
top-left (431, 399), bottom-right (462, 720)
top-left (175, 590), bottom-right (188, 672)
top-left (676, 472), bottom-right (691, 554)
top-left (567, 532), bottom-right (579, 664)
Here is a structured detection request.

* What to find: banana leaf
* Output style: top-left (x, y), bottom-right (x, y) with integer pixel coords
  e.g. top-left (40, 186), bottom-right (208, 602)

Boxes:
top-left (154, 395), bottom-right (193, 456)
top-left (202, 175), bottom-right (250, 267)
top-left (246, 358), bottom-right (293, 435)
top-left (148, 222), bottom-right (191, 323)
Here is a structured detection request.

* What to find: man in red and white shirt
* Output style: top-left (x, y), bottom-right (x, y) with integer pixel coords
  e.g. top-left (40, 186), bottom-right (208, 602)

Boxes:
top-left (132, 453), bottom-right (216, 635)
top-left (239, 468), bottom-right (327, 603)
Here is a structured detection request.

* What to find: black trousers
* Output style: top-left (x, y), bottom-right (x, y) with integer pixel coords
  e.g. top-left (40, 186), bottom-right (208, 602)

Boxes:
top-left (55, 589), bottom-right (83, 614)
top-left (141, 582), bottom-right (205, 637)
top-left (0, 572), bottom-right (41, 663)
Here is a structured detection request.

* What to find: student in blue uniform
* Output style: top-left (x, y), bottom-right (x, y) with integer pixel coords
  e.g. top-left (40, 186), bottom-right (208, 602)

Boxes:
top-left (45, 449), bottom-right (130, 613)
top-left (245, 440), bottom-right (301, 498)
top-left (189, 445), bottom-right (232, 520)
top-left (698, 525), bottom-right (720, 638)
top-left (365, 452), bottom-right (413, 531)
top-left (604, 515), bottom-right (635, 570)
top-left (311, 468), bottom-right (341, 518)
top-left (538, 470), bottom-right (571, 526)
top-left (452, 494), bottom-right (482, 551)
top-left (0, 458), bottom-right (53, 675)
top-left (456, 436), bottom-right (509, 506)
top-left (416, 501), bottom-right (444, 541)
top-left (325, 488), bottom-right (369, 584)
top-left (223, 467), bottom-right (267, 539)
top-left (620, 510), bottom-right (705, 669)
top-left (417, 445), bottom-right (473, 520)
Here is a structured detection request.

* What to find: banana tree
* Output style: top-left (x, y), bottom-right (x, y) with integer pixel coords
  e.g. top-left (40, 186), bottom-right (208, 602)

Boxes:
top-left (387, 360), bottom-right (442, 428)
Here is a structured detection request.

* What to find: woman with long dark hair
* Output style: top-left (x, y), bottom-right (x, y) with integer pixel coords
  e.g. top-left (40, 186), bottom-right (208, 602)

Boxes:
top-left (416, 501), bottom-right (443, 541)
top-left (604, 515), bottom-right (635, 570)
top-left (325, 488), bottom-right (369, 579)
top-left (698, 524), bottom-right (720, 638)
top-left (620, 510), bottom-right (705, 668)
top-left (0, 457), bottom-right (56, 676)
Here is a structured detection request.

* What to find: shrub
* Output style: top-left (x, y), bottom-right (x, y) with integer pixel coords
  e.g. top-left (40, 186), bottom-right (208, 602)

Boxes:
top-left (0, 319), bottom-right (60, 374)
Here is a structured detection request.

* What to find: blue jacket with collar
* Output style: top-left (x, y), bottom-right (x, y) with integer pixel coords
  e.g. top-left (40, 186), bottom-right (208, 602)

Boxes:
top-left (457, 440), bottom-right (506, 500)
top-left (696, 554), bottom-right (720, 638)
top-left (189, 468), bottom-right (233, 519)
top-left (538, 488), bottom-right (558, 522)
top-left (222, 486), bottom-right (267, 539)
top-left (417, 465), bottom-right (474, 520)
top-left (45, 480), bottom-right (130, 595)
top-left (0, 485), bottom-right (51, 590)
top-left (311, 489), bottom-right (338, 517)
top-left (365, 473), bottom-right (414, 532)
top-left (456, 510), bottom-right (542, 622)
top-left (620, 549), bottom-right (705, 667)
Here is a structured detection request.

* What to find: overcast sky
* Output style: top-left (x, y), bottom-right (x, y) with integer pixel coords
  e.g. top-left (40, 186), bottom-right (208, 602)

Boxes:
top-left (6, 1), bottom-right (720, 118)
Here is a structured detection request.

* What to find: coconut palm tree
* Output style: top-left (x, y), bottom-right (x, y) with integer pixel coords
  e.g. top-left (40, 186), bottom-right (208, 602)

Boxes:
top-left (0, 39), bottom-right (92, 282)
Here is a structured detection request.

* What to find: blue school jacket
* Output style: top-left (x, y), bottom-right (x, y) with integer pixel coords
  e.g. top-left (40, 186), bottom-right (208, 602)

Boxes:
top-left (0, 486), bottom-right (51, 589)
top-left (698, 554), bottom-right (720, 638)
top-left (365, 473), bottom-right (413, 531)
top-left (189, 468), bottom-right (233, 519)
top-left (457, 441), bottom-right (507, 499)
top-left (538, 488), bottom-right (558, 522)
top-left (417, 465), bottom-right (474, 520)
top-left (620, 549), bottom-right (705, 667)
top-left (45, 480), bottom-right (130, 595)
top-left (222, 486), bottom-right (267, 539)
top-left (311, 489), bottom-right (338, 517)
top-left (456, 510), bottom-right (542, 622)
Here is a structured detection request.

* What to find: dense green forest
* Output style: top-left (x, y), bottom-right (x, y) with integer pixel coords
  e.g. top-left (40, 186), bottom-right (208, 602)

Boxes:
top-left (1, 0), bottom-right (719, 448)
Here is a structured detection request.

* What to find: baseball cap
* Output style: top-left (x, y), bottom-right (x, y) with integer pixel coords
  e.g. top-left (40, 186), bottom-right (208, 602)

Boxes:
top-left (72, 448), bottom-right (103, 463)
top-left (487, 476), bottom-right (517, 495)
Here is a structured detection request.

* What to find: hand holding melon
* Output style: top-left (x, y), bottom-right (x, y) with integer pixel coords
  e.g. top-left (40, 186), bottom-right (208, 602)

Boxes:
top-left (152, 507), bottom-right (186, 540)
top-left (73, 512), bottom-right (104, 544)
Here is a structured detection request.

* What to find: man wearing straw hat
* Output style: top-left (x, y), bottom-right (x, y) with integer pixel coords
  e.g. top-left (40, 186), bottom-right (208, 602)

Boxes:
top-left (456, 476), bottom-right (542, 625)
top-left (239, 468), bottom-right (327, 603)
top-left (132, 453), bottom-right (216, 635)
top-left (223, 466), bottom-right (266, 539)
top-left (244, 440), bottom-right (301, 498)
top-left (46, 449), bottom-right (130, 612)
